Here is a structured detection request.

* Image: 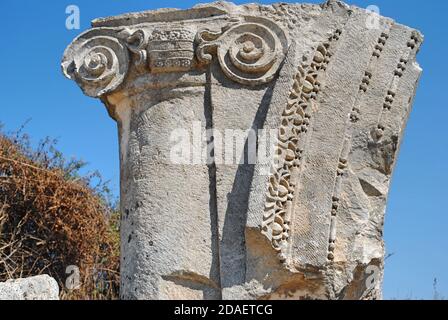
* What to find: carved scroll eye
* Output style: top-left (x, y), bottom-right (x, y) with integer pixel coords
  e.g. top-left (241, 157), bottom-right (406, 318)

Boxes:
top-left (82, 51), bottom-right (109, 77)
top-left (234, 34), bottom-right (265, 63)
top-left (222, 25), bottom-right (279, 80)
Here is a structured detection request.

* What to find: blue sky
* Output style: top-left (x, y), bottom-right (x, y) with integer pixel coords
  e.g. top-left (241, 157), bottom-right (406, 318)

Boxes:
top-left (1, 0), bottom-right (446, 299)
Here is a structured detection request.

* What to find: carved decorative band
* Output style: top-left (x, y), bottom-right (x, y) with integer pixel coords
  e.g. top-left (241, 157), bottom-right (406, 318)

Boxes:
top-left (325, 27), bottom-right (423, 262)
top-left (148, 28), bottom-right (196, 73)
top-left (62, 18), bottom-right (289, 97)
top-left (261, 29), bottom-right (343, 263)
top-left (326, 27), bottom-right (393, 262)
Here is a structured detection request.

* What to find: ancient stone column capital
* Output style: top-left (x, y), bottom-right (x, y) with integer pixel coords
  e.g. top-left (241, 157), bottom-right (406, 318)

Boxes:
top-left (62, 1), bottom-right (423, 300)
top-left (61, 3), bottom-right (290, 99)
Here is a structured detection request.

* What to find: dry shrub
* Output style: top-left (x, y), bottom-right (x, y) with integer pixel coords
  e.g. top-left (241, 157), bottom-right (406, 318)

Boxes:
top-left (0, 130), bottom-right (119, 299)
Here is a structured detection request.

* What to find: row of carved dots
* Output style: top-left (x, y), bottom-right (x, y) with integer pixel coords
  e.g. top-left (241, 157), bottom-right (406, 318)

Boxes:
top-left (376, 33), bottom-right (419, 138)
top-left (373, 32), bottom-right (389, 57)
top-left (353, 70), bottom-right (374, 121)
top-left (354, 31), bottom-right (392, 123)
top-left (359, 71), bottom-right (373, 92)
top-left (327, 229), bottom-right (336, 260)
top-left (327, 205), bottom-right (339, 261)
top-left (350, 107), bottom-right (360, 123)
top-left (327, 158), bottom-right (347, 261)
top-left (407, 34), bottom-right (420, 49)
top-left (331, 29), bottom-right (343, 41)
top-left (377, 47), bottom-right (412, 137)
top-left (329, 30), bottom-right (393, 260)
top-left (362, 31), bottom-right (391, 92)
top-left (394, 58), bottom-right (408, 77)
top-left (383, 90), bottom-right (396, 110)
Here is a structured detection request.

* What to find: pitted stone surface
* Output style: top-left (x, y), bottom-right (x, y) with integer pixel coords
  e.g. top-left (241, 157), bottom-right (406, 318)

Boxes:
top-left (62, 1), bottom-right (423, 300)
top-left (0, 275), bottom-right (59, 300)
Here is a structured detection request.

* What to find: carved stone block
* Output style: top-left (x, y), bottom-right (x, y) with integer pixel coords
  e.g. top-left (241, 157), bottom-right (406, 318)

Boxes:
top-left (62, 1), bottom-right (423, 300)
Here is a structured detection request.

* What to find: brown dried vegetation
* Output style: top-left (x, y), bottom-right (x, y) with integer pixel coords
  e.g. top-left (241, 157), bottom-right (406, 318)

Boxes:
top-left (0, 129), bottom-right (119, 299)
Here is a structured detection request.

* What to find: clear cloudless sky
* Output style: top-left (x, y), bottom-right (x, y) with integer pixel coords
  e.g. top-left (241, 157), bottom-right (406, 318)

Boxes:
top-left (1, 0), bottom-right (446, 299)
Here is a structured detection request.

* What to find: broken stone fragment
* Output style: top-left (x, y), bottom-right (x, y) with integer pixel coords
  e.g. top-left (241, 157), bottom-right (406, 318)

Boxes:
top-left (0, 275), bottom-right (59, 300)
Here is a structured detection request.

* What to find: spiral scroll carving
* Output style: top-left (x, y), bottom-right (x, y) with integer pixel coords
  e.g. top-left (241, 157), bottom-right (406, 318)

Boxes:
top-left (62, 19), bottom-right (288, 95)
top-left (196, 18), bottom-right (288, 86)
top-left (62, 30), bottom-right (130, 97)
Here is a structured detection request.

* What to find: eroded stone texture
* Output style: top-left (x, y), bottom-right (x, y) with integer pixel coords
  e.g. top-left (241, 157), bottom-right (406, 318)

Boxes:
top-left (62, 1), bottom-right (423, 300)
top-left (0, 275), bottom-right (59, 300)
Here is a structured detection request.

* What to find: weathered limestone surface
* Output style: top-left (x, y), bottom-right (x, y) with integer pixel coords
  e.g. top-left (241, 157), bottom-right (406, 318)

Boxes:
top-left (0, 275), bottom-right (59, 300)
top-left (62, 1), bottom-right (423, 300)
